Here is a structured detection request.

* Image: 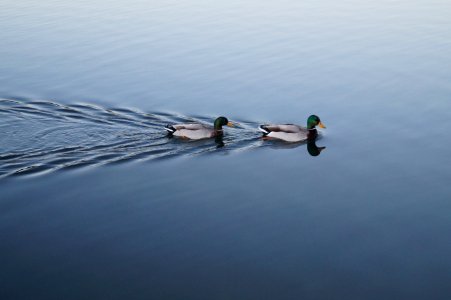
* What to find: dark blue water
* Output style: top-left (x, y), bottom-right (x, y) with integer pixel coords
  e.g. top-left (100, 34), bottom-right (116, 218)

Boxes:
top-left (1, 0), bottom-right (451, 299)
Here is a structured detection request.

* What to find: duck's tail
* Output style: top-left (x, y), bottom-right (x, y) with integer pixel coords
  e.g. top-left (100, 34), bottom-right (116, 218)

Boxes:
top-left (258, 125), bottom-right (270, 135)
top-left (164, 124), bottom-right (176, 134)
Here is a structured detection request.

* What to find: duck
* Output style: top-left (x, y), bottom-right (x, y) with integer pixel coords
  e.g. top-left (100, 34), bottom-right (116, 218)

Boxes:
top-left (258, 115), bottom-right (326, 142)
top-left (165, 116), bottom-right (234, 140)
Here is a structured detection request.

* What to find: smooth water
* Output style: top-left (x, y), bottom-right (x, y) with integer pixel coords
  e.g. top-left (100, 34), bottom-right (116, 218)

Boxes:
top-left (1, 0), bottom-right (451, 299)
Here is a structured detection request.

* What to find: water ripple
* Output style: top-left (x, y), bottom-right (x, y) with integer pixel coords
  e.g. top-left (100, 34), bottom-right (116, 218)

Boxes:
top-left (0, 98), bottom-right (272, 178)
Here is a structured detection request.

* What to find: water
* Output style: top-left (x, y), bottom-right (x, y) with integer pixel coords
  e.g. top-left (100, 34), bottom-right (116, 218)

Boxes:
top-left (1, 0), bottom-right (451, 299)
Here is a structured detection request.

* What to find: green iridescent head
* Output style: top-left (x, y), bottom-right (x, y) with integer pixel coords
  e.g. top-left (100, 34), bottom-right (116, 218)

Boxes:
top-left (307, 115), bottom-right (326, 130)
top-left (214, 116), bottom-right (234, 130)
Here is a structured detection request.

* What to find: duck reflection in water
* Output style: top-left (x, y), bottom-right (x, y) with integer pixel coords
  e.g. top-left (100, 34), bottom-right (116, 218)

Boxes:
top-left (215, 135), bottom-right (225, 148)
top-left (307, 137), bottom-right (326, 157)
top-left (262, 134), bottom-right (326, 156)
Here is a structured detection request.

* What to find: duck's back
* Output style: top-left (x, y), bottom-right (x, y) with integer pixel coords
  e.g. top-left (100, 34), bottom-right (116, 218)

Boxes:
top-left (173, 123), bottom-right (209, 130)
top-left (267, 124), bottom-right (304, 133)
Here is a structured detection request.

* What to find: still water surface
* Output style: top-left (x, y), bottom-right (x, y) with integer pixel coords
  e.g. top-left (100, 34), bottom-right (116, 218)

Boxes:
top-left (1, 0), bottom-right (451, 299)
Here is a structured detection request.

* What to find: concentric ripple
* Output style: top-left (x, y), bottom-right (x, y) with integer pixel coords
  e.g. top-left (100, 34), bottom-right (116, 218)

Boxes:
top-left (0, 97), bottom-right (275, 178)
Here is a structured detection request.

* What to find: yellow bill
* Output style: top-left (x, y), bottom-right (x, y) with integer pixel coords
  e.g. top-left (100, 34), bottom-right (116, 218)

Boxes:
top-left (318, 122), bottom-right (326, 129)
top-left (227, 122), bottom-right (234, 127)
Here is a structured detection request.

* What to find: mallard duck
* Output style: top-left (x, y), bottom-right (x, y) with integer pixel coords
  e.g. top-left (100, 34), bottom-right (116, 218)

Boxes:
top-left (258, 115), bottom-right (326, 142)
top-left (165, 116), bottom-right (234, 140)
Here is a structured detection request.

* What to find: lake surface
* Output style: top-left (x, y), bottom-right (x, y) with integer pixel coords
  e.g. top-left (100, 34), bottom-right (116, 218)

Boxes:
top-left (1, 0), bottom-right (451, 299)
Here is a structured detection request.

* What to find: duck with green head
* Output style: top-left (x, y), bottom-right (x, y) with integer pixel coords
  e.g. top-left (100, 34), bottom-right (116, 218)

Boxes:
top-left (258, 115), bottom-right (326, 142)
top-left (165, 116), bottom-right (234, 140)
